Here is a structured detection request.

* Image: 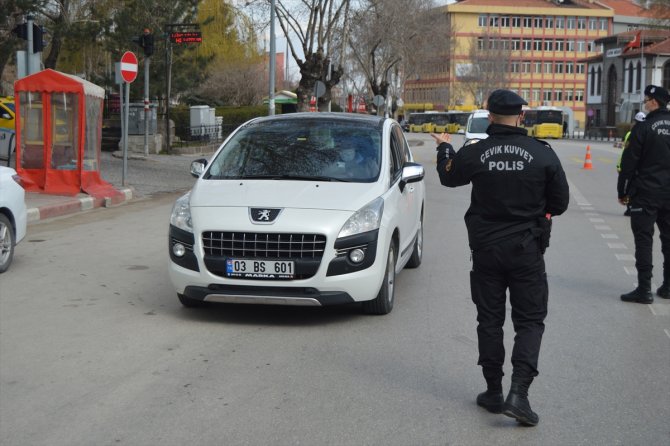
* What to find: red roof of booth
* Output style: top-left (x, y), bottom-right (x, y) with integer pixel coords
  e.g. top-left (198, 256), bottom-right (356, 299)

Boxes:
top-left (14, 69), bottom-right (105, 99)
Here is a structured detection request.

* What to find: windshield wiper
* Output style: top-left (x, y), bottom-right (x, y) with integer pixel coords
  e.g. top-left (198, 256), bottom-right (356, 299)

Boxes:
top-left (237, 174), bottom-right (346, 182)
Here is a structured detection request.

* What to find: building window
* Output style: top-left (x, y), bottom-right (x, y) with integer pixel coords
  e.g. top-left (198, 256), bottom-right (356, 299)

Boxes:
top-left (555, 62), bottom-right (564, 74)
top-left (543, 90), bottom-right (552, 102)
top-left (500, 16), bottom-right (510, 27)
top-left (635, 61), bottom-right (642, 92)
top-left (534, 39), bottom-right (542, 51)
top-left (567, 17), bottom-right (576, 29)
top-left (534, 17), bottom-right (543, 28)
top-left (512, 16), bottom-right (521, 27)
top-left (590, 67), bottom-right (596, 95)
top-left (479, 15), bottom-right (487, 27)
top-left (589, 18), bottom-right (597, 30)
top-left (565, 90), bottom-right (574, 102)
top-left (577, 17), bottom-right (586, 29)
top-left (522, 61), bottom-right (531, 73)
top-left (512, 38), bottom-right (521, 50)
top-left (575, 90), bottom-right (584, 101)
top-left (523, 39), bottom-right (532, 51)
top-left (566, 40), bottom-right (575, 51)
top-left (554, 91), bottom-right (563, 101)
top-left (521, 89), bottom-right (530, 101)
top-left (511, 61), bottom-right (520, 73)
top-left (596, 67), bottom-right (602, 95)
top-left (555, 40), bottom-right (564, 51)
top-left (544, 62), bottom-right (553, 74)
top-left (546, 17), bottom-right (554, 28)
top-left (556, 17), bottom-right (564, 29)
top-left (478, 37), bottom-right (485, 50)
top-left (627, 62), bottom-right (634, 93)
top-left (532, 89), bottom-right (541, 102)
top-left (544, 40), bottom-right (554, 51)
top-left (534, 61), bottom-right (542, 73)
top-left (566, 62), bottom-right (574, 74)
top-left (576, 40), bottom-right (586, 52)
top-left (599, 18), bottom-right (608, 30)
top-left (489, 15), bottom-right (499, 27)
top-left (523, 17), bottom-right (532, 28)
top-left (576, 63), bottom-right (585, 74)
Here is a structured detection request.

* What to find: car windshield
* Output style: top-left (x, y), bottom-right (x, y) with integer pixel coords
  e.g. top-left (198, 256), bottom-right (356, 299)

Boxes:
top-left (205, 119), bottom-right (382, 183)
top-left (468, 116), bottom-right (490, 134)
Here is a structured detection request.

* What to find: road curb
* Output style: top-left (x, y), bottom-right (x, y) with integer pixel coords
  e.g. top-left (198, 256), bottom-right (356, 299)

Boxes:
top-left (27, 187), bottom-right (134, 224)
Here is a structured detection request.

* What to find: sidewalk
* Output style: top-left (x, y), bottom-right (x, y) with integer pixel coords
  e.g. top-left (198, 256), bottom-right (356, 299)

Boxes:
top-left (21, 148), bottom-right (216, 224)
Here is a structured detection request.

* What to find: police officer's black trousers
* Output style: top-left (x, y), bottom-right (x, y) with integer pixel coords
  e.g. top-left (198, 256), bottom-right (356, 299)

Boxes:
top-left (470, 234), bottom-right (548, 383)
top-left (629, 195), bottom-right (670, 286)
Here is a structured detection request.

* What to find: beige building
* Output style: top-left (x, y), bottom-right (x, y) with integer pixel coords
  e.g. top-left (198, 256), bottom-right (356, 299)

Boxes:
top-left (403, 0), bottom-right (655, 131)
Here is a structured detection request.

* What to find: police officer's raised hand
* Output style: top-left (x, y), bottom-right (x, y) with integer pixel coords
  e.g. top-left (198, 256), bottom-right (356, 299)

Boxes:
top-left (431, 132), bottom-right (451, 146)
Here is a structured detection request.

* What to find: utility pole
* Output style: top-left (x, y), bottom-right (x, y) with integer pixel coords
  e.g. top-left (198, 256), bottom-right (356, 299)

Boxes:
top-left (269, 0), bottom-right (276, 116)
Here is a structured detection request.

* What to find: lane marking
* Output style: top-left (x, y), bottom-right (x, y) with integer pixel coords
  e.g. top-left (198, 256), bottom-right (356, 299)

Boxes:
top-left (585, 212), bottom-right (600, 216)
top-left (595, 225), bottom-right (612, 230)
top-left (608, 243), bottom-right (627, 249)
top-left (664, 329), bottom-right (670, 340)
top-left (568, 180), bottom-right (591, 206)
top-left (624, 266), bottom-right (636, 275)
top-left (589, 218), bottom-right (605, 223)
top-left (602, 233), bottom-right (619, 239)
top-left (615, 253), bottom-right (635, 261)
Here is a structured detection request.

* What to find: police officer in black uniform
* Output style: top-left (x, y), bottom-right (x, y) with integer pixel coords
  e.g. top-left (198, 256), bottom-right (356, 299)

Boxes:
top-left (618, 85), bottom-right (670, 303)
top-left (432, 90), bottom-right (569, 426)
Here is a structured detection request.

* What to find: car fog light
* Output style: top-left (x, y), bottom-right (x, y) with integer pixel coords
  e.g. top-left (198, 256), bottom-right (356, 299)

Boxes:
top-left (349, 248), bottom-right (365, 264)
top-left (173, 243), bottom-right (186, 257)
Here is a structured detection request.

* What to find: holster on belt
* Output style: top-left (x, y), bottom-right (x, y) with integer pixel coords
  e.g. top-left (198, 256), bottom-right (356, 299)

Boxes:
top-left (517, 217), bottom-right (552, 253)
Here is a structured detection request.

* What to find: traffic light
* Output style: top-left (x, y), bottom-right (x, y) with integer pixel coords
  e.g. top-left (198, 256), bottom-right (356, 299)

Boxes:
top-left (132, 30), bottom-right (154, 57)
top-left (11, 23), bottom-right (45, 53)
top-left (12, 23), bottom-right (27, 40)
top-left (32, 24), bottom-right (44, 53)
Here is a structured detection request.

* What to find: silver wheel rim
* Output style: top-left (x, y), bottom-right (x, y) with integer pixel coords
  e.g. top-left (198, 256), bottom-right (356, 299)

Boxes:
top-left (416, 220), bottom-right (423, 259)
top-left (386, 247), bottom-right (395, 304)
top-left (0, 222), bottom-right (11, 265)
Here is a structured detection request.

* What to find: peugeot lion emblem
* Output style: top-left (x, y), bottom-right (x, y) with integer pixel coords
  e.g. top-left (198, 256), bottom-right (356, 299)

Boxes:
top-left (249, 208), bottom-right (282, 224)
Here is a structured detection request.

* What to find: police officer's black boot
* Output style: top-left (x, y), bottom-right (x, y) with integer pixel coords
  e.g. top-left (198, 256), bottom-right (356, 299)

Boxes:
top-left (476, 382), bottom-right (504, 414)
top-left (502, 378), bottom-right (539, 426)
top-left (658, 283), bottom-right (670, 299)
top-left (620, 279), bottom-right (653, 304)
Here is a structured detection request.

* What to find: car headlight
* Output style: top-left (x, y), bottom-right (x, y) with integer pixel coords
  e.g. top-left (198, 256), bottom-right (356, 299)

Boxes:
top-left (338, 197), bottom-right (384, 238)
top-left (170, 192), bottom-right (193, 232)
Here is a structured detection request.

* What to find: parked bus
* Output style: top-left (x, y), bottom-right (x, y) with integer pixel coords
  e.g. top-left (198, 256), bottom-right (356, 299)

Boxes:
top-left (421, 112), bottom-right (450, 133)
top-left (408, 113), bottom-right (430, 132)
top-left (522, 107), bottom-right (564, 139)
top-left (446, 111), bottom-right (471, 133)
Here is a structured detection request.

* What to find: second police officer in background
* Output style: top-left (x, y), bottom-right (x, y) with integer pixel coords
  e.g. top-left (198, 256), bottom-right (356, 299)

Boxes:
top-left (432, 90), bottom-right (569, 427)
top-left (618, 85), bottom-right (670, 303)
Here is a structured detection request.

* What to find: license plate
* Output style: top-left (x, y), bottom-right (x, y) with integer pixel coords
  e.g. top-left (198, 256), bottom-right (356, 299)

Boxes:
top-left (225, 259), bottom-right (295, 279)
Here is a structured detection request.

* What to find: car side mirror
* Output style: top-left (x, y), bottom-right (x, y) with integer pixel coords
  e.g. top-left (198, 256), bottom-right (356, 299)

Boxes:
top-left (399, 162), bottom-right (424, 192)
top-left (190, 158), bottom-right (208, 178)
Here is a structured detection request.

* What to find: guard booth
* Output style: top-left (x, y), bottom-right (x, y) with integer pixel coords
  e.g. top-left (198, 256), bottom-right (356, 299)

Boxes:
top-left (14, 69), bottom-right (121, 198)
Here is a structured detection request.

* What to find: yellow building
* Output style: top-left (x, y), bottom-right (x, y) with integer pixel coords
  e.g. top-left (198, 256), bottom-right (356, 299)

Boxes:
top-left (404, 0), bottom-right (617, 131)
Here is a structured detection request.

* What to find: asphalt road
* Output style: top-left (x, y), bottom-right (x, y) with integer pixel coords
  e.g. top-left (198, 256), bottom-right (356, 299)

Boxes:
top-left (0, 134), bottom-right (668, 445)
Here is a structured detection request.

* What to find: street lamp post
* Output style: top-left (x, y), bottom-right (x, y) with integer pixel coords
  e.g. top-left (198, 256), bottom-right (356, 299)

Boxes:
top-left (269, 0), bottom-right (276, 116)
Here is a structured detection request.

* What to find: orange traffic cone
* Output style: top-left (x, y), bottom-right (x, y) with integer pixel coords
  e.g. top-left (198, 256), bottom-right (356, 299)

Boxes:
top-left (583, 145), bottom-right (593, 170)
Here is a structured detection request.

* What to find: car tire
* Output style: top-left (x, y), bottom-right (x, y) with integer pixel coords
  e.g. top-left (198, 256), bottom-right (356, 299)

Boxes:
top-left (178, 293), bottom-right (203, 308)
top-left (405, 217), bottom-right (423, 269)
top-left (362, 242), bottom-right (396, 315)
top-left (0, 214), bottom-right (15, 274)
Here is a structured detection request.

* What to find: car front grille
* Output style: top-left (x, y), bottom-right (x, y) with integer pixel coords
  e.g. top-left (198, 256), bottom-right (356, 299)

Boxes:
top-left (202, 232), bottom-right (327, 259)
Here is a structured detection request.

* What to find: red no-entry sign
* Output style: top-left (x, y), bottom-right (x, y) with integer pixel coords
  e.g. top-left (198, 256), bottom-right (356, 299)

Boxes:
top-left (120, 51), bottom-right (138, 83)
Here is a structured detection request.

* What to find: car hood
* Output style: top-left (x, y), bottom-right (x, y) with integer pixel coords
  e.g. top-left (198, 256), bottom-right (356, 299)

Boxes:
top-left (190, 179), bottom-right (383, 212)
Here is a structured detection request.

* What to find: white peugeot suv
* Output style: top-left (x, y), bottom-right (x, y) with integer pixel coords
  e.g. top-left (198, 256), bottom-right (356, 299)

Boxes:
top-left (0, 165), bottom-right (27, 273)
top-left (168, 113), bottom-right (425, 314)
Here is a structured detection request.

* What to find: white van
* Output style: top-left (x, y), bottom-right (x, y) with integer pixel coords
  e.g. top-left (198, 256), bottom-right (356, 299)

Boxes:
top-left (464, 109), bottom-right (490, 144)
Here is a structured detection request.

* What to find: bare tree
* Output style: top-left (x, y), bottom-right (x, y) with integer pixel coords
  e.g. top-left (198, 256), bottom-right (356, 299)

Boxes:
top-left (455, 32), bottom-right (511, 107)
top-left (196, 62), bottom-right (266, 106)
top-left (272, 0), bottom-right (351, 111)
top-left (346, 0), bottom-right (451, 107)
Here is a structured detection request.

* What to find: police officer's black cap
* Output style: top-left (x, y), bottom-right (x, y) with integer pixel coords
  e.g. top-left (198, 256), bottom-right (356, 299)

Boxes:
top-left (487, 89), bottom-right (528, 115)
top-left (644, 85), bottom-right (670, 104)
